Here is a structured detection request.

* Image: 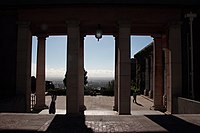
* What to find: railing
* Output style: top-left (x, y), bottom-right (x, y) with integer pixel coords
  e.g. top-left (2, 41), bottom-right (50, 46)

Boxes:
top-left (31, 93), bottom-right (36, 111)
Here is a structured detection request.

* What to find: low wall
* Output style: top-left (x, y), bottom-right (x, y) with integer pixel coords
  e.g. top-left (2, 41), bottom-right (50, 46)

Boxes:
top-left (178, 97), bottom-right (200, 114)
top-left (0, 95), bottom-right (26, 112)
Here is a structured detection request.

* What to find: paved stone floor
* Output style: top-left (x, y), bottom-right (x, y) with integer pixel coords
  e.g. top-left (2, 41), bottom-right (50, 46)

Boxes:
top-left (0, 95), bottom-right (200, 133)
top-left (40, 95), bottom-right (162, 115)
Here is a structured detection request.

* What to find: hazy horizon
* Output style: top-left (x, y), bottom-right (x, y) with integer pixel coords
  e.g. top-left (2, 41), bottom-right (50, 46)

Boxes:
top-left (45, 76), bottom-right (114, 82)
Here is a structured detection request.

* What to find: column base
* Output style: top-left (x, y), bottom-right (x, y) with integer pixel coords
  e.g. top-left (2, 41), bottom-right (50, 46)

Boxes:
top-left (79, 105), bottom-right (87, 113)
top-left (144, 89), bottom-right (149, 96)
top-left (118, 112), bottom-right (131, 115)
top-left (113, 105), bottom-right (118, 111)
top-left (33, 104), bottom-right (48, 111)
top-left (163, 94), bottom-right (167, 107)
top-left (150, 105), bottom-right (166, 112)
top-left (149, 90), bottom-right (153, 98)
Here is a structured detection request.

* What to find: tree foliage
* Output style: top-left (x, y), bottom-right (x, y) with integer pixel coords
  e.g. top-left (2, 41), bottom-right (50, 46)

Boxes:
top-left (63, 69), bottom-right (88, 88)
top-left (131, 80), bottom-right (140, 94)
top-left (84, 69), bottom-right (88, 86)
top-left (107, 80), bottom-right (114, 90)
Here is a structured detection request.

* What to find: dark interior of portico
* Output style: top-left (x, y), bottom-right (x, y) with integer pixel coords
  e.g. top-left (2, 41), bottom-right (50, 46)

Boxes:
top-left (1, 2), bottom-right (200, 114)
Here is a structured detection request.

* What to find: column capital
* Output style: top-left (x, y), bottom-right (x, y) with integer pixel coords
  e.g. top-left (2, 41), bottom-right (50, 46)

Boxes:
top-left (113, 34), bottom-right (118, 38)
top-left (118, 20), bottom-right (131, 27)
top-left (36, 34), bottom-right (49, 39)
top-left (151, 34), bottom-right (162, 39)
top-left (168, 21), bottom-right (182, 29)
top-left (66, 20), bottom-right (80, 27)
top-left (118, 20), bottom-right (131, 39)
top-left (162, 48), bottom-right (170, 52)
top-left (153, 36), bottom-right (162, 44)
top-left (17, 21), bottom-right (31, 28)
top-left (113, 35), bottom-right (119, 41)
top-left (152, 34), bottom-right (167, 39)
top-left (80, 34), bottom-right (86, 39)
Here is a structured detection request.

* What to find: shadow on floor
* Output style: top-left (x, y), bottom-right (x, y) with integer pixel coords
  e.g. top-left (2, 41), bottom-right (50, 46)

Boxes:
top-left (135, 102), bottom-right (143, 107)
top-left (46, 114), bottom-right (94, 133)
top-left (0, 130), bottom-right (36, 133)
top-left (145, 115), bottom-right (200, 133)
top-left (0, 114), bottom-right (93, 133)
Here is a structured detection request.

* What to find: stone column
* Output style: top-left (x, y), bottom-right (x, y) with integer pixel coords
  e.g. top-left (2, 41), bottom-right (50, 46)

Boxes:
top-left (35, 35), bottom-right (48, 110)
top-left (149, 54), bottom-right (153, 98)
top-left (66, 21), bottom-right (80, 114)
top-left (162, 35), bottom-right (168, 108)
top-left (135, 59), bottom-right (140, 92)
top-left (118, 21), bottom-right (131, 115)
top-left (163, 48), bottom-right (171, 109)
top-left (144, 58), bottom-right (149, 96)
top-left (113, 35), bottom-right (119, 111)
top-left (79, 35), bottom-right (86, 113)
top-left (168, 24), bottom-right (182, 113)
top-left (16, 22), bottom-right (32, 112)
top-left (152, 37), bottom-right (165, 111)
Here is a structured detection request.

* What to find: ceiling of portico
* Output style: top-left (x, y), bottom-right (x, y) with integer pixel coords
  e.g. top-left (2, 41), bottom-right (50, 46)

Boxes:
top-left (18, 5), bottom-right (181, 36)
top-left (1, 0), bottom-right (200, 7)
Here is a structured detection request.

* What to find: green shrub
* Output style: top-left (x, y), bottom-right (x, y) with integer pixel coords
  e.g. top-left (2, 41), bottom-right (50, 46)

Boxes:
top-left (131, 81), bottom-right (140, 95)
top-left (47, 88), bottom-right (66, 96)
top-left (101, 89), bottom-right (114, 96)
top-left (84, 89), bottom-right (91, 95)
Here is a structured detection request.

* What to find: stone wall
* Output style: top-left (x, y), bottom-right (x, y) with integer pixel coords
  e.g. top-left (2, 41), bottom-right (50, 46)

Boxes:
top-left (0, 95), bottom-right (26, 112)
top-left (0, 11), bottom-right (17, 99)
top-left (178, 97), bottom-right (200, 114)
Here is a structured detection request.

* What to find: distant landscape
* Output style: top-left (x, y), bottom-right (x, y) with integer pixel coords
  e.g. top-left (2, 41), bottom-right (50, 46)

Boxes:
top-left (46, 77), bottom-right (114, 89)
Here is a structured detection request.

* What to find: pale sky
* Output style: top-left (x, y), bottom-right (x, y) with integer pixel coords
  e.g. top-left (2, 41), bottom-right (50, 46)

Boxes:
top-left (31, 35), bottom-right (153, 80)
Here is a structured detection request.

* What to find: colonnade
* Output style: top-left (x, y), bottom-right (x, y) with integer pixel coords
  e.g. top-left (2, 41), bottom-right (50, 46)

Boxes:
top-left (65, 21), bottom-right (131, 114)
top-left (141, 36), bottom-right (171, 111)
top-left (15, 21), bottom-right (182, 114)
top-left (141, 25), bottom-right (182, 113)
top-left (143, 54), bottom-right (153, 99)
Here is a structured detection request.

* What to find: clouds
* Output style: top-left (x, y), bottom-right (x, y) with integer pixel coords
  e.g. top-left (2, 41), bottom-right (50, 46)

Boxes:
top-left (46, 67), bottom-right (66, 79)
top-left (31, 63), bottom-right (36, 76)
top-left (32, 63), bottom-right (113, 79)
top-left (86, 69), bottom-right (114, 78)
top-left (31, 63), bottom-right (66, 79)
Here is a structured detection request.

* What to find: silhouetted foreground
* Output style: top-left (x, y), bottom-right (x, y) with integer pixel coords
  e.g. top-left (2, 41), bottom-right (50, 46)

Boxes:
top-left (46, 114), bottom-right (93, 133)
top-left (145, 115), bottom-right (200, 133)
top-left (0, 113), bottom-right (200, 133)
top-left (0, 114), bottom-right (93, 133)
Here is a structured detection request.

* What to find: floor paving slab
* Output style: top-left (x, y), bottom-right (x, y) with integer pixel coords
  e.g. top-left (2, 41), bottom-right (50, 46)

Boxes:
top-left (1, 113), bottom-right (200, 133)
top-left (1, 96), bottom-right (200, 133)
top-left (0, 113), bottom-right (54, 132)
